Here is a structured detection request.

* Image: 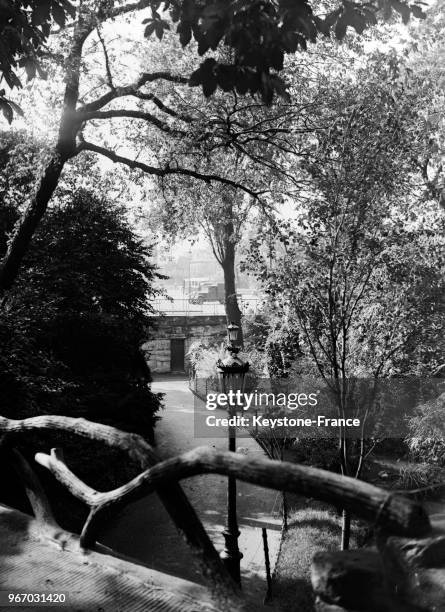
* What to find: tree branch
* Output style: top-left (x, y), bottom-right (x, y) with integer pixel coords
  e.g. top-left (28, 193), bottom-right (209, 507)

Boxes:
top-left (0, 414), bottom-right (240, 603)
top-left (80, 72), bottom-right (188, 113)
top-left (96, 26), bottom-right (115, 90)
top-left (35, 445), bottom-right (431, 541)
top-left (80, 109), bottom-right (187, 135)
top-left (106, 0), bottom-right (152, 19)
top-left (78, 140), bottom-right (266, 198)
top-left (10, 448), bottom-right (59, 531)
top-left (0, 415), bottom-right (153, 469)
top-left (132, 91), bottom-right (193, 122)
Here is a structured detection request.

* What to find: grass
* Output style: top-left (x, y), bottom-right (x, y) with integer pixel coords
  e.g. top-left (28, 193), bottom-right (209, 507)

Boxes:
top-left (270, 497), bottom-right (365, 612)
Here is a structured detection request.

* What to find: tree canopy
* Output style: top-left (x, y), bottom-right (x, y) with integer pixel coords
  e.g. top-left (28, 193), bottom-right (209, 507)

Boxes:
top-left (1, 0), bottom-right (427, 122)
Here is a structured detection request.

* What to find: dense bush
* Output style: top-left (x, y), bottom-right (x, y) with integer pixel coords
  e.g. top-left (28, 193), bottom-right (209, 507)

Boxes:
top-left (0, 134), bottom-right (162, 440)
top-left (406, 392), bottom-right (445, 467)
top-left (396, 462), bottom-right (445, 499)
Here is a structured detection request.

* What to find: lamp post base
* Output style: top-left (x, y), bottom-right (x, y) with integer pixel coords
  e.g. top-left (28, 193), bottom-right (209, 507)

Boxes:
top-left (221, 528), bottom-right (243, 584)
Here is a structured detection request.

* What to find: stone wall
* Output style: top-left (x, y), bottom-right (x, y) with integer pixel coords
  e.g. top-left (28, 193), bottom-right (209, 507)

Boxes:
top-left (311, 515), bottom-right (445, 611)
top-left (142, 315), bottom-right (227, 373)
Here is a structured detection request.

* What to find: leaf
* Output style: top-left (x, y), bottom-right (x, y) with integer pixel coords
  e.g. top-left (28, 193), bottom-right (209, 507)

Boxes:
top-left (8, 100), bottom-right (24, 117)
top-left (270, 47), bottom-right (284, 71)
top-left (52, 2), bottom-right (67, 27)
top-left (334, 15), bottom-right (347, 40)
top-left (191, 58), bottom-right (218, 96)
top-left (155, 21), bottom-right (166, 40)
top-left (411, 5), bottom-right (426, 18)
top-left (189, 67), bottom-right (202, 87)
top-left (343, 8), bottom-right (367, 35)
top-left (390, 0), bottom-right (410, 24)
top-left (0, 101), bottom-right (13, 124)
top-left (3, 71), bottom-right (22, 90)
top-left (25, 59), bottom-right (37, 82)
top-left (216, 65), bottom-right (235, 91)
top-left (32, 0), bottom-right (51, 26)
top-left (202, 76), bottom-right (217, 97)
top-left (283, 30), bottom-right (300, 52)
top-left (36, 64), bottom-right (48, 80)
top-left (177, 21), bottom-right (192, 47)
top-left (144, 22), bottom-right (157, 38)
top-left (323, 8), bottom-right (342, 29)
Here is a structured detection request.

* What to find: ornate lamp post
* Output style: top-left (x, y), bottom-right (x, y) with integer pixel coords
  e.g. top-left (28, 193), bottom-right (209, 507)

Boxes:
top-left (217, 322), bottom-right (249, 584)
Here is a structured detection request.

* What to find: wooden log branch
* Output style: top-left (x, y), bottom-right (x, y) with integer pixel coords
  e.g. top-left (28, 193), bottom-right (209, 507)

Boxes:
top-left (10, 449), bottom-right (59, 531)
top-left (0, 415), bottom-right (153, 469)
top-left (37, 445), bottom-right (431, 540)
top-left (0, 415), bottom-right (241, 607)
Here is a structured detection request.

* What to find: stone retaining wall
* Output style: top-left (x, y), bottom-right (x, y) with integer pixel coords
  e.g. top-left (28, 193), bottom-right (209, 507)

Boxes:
top-left (142, 315), bottom-right (227, 373)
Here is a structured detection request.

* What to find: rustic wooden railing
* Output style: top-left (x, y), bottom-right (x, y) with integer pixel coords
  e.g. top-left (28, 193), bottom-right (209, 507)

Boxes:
top-left (0, 415), bottom-right (433, 612)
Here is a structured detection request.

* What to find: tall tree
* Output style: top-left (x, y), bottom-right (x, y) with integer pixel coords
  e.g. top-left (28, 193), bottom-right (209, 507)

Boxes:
top-left (0, 0), bottom-right (427, 294)
top-left (246, 56), bottom-right (445, 548)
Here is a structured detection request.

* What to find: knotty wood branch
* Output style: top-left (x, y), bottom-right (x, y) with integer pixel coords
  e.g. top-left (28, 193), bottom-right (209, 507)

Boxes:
top-left (35, 445), bottom-right (432, 544)
top-left (0, 415), bottom-right (240, 604)
top-left (0, 415), bottom-right (153, 469)
top-left (10, 449), bottom-right (59, 531)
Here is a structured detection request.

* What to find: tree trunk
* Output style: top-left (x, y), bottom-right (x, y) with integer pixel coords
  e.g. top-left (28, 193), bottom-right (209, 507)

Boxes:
top-left (0, 156), bottom-right (66, 292)
top-left (221, 235), bottom-right (243, 346)
top-left (0, 17), bottom-right (90, 294)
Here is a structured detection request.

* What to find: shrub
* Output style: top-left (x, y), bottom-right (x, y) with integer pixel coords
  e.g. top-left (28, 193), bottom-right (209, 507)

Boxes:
top-left (396, 463), bottom-right (445, 499)
top-left (0, 188), bottom-right (163, 439)
top-left (406, 392), bottom-right (445, 466)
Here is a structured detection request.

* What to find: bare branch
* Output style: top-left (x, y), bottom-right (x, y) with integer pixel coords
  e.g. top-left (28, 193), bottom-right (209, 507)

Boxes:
top-left (96, 26), bottom-right (115, 90)
top-left (78, 140), bottom-right (266, 198)
top-left (106, 0), bottom-right (151, 19)
top-left (80, 109), bottom-right (187, 135)
top-left (80, 72), bottom-right (188, 113)
top-left (132, 91), bottom-right (193, 122)
top-left (36, 445), bottom-right (431, 540)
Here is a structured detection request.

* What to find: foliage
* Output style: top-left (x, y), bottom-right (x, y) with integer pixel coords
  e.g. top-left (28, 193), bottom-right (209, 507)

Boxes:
top-left (0, 135), bottom-right (162, 437)
top-left (396, 462), bottom-right (445, 498)
top-left (143, 0), bottom-right (426, 104)
top-left (187, 340), bottom-right (224, 378)
top-left (291, 438), bottom-right (340, 471)
top-left (1, 0), bottom-right (427, 125)
top-left (0, 0), bottom-right (75, 121)
top-left (407, 392), bottom-right (445, 467)
top-left (244, 55), bottom-right (444, 540)
top-left (248, 57), bottom-right (445, 382)
top-left (403, 2), bottom-right (445, 206)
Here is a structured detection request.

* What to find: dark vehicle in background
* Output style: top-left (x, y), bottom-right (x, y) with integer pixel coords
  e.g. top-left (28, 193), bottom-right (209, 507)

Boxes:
top-left (189, 281), bottom-right (225, 304)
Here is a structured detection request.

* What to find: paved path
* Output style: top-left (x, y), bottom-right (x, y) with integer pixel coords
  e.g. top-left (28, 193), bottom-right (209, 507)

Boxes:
top-left (102, 376), bottom-right (282, 605)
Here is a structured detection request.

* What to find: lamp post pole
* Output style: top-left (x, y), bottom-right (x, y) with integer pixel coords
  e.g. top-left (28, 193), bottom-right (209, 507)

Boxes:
top-left (217, 322), bottom-right (249, 585)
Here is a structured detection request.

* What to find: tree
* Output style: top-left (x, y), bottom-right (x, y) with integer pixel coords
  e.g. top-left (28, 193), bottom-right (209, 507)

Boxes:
top-left (1, 0), bottom-right (426, 114)
top-left (0, 0), bottom-right (428, 294)
top-left (402, 2), bottom-right (445, 206)
top-left (0, 0), bottom-right (75, 120)
top-left (245, 56), bottom-right (445, 548)
top-left (0, 134), bottom-right (162, 437)
top-left (151, 176), bottom-right (255, 341)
